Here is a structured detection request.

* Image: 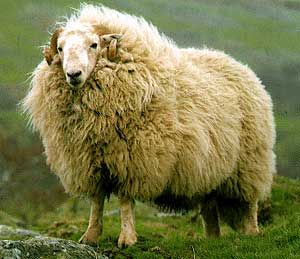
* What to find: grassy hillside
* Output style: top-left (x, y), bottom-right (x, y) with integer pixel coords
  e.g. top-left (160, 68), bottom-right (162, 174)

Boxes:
top-left (11, 176), bottom-right (295, 258)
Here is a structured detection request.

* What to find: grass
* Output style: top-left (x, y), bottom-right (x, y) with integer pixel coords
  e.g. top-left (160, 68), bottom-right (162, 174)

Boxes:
top-left (275, 116), bottom-right (300, 178)
top-left (30, 176), bottom-right (300, 258)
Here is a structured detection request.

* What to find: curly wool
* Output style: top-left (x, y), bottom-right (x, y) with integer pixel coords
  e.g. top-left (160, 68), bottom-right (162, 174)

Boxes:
top-left (23, 4), bottom-right (275, 208)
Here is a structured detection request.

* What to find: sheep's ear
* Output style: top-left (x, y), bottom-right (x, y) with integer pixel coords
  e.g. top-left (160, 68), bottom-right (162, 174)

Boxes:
top-left (43, 46), bottom-right (53, 65)
top-left (43, 28), bottom-right (63, 66)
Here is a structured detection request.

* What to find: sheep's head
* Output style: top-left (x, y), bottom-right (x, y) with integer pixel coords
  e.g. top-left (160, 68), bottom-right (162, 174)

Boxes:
top-left (43, 25), bottom-right (101, 87)
top-left (44, 25), bottom-right (123, 88)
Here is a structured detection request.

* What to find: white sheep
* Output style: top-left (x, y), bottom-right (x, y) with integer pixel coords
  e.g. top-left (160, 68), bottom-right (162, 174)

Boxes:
top-left (23, 4), bottom-right (276, 247)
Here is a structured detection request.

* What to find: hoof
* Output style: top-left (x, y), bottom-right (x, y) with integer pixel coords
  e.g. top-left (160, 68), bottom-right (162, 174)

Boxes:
top-left (117, 231), bottom-right (137, 248)
top-left (78, 228), bottom-right (101, 246)
top-left (79, 235), bottom-right (98, 247)
top-left (205, 230), bottom-right (221, 238)
top-left (244, 227), bottom-right (260, 235)
top-left (238, 223), bottom-right (260, 236)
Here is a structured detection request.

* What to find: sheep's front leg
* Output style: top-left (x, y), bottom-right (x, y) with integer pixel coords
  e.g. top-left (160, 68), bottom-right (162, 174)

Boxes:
top-left (118, 196), bottom-right (137, 248)
top-left (79, 193), bottom-right (105, 246)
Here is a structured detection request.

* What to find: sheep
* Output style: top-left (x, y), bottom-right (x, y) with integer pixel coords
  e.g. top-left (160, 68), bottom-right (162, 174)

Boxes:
top-left (23, 4), bottom-right (276, 247)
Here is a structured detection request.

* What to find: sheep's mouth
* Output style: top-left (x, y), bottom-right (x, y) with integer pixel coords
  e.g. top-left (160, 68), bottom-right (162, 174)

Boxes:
top-left (69, 78), bottom-right (83, 87)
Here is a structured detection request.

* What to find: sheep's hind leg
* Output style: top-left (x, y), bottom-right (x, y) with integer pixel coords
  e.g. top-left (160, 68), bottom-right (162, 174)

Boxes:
top-left (201, 198), bottom-right (221, 238)
top-left (118, 196), bottom-right (137, 248)
top-left (79, 192), bottom-right (105, 246)
top-left (237, 200), bottom-right (259, 235)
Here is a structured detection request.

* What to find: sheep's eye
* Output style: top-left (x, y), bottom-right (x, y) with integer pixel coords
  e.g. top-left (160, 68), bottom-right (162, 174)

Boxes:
top-left (57, 47), bottom-right (63, 52)
top-left (90, 43), bottom-right (97, 49)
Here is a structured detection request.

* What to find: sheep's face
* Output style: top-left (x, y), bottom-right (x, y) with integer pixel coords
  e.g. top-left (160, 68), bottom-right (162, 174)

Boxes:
top-left (56, 26), bottom-right (100, 87)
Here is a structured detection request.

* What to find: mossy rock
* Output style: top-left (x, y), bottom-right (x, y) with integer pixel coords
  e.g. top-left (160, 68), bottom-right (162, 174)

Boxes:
top-left (0, 236), bottom-right (106, 259)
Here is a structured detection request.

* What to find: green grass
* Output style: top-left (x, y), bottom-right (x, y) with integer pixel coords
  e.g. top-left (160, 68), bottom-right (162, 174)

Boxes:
top-left (30, 176), bottom-right (300, 258)
top-left (276, 116), bottom-right (300, 178)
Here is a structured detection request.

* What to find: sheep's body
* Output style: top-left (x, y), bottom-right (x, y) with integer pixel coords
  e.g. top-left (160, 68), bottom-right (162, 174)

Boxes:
top-left (24, 5), bottom-right (275, 241)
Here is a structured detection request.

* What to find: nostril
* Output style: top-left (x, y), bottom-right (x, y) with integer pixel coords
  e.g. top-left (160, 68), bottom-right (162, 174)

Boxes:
top-left (67, 70), bottom-right (82, 78)
top-left (74, 71), bottom-right (82, 77)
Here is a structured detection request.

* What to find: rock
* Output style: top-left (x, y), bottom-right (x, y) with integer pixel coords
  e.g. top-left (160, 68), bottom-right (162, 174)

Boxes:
top-left (0, 225), bottom-right (41, 240)
top-left (0, 225), bottom-right (107, 259)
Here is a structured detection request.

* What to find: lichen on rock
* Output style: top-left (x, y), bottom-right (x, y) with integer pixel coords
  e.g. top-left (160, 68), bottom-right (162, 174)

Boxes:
top-left (0, 226), bottom-right (106, 259)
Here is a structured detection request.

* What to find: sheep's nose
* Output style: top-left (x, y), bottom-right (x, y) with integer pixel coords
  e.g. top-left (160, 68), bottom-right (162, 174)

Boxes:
top-left (67, 70), bottom-right (82, 79)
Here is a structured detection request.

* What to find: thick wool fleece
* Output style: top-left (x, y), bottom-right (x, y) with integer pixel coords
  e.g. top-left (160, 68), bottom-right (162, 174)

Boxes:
top-left (23, 5), bottom-right (275, 208)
